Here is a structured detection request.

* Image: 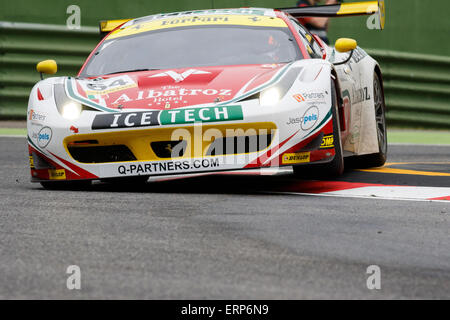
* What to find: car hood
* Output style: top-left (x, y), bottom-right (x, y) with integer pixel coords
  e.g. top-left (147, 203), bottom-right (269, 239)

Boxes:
top-left (69, 64), bottom-right (287, 111)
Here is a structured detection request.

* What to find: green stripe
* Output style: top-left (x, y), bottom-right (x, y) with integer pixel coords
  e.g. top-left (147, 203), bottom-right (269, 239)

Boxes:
top-left (217, 62), bottom-right (293, 106)
top-left (66, 78), bottom-right (116, 113)
top-left (27, 135), bottom-right (42, 153)
top-left (159, 105), bottom-right (243, 125)
top-left (303, 108), bottom-right (332, 140)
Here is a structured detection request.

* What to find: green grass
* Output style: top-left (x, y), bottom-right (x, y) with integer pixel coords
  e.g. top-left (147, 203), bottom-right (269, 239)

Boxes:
top-left (0, 128), bottom-right (27, 136)
top-left (388, 129), bottom-right (450, 145)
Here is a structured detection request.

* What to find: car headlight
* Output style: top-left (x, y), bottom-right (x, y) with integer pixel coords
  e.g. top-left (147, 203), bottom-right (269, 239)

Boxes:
top-left (257, 66), bottom-right (302, 107)
top-left (61, 101), bottom-right (82, 120)
top-left (53, 83), bottom-right (93, 120)
top-left (259, 87), bottom-right (281, 106)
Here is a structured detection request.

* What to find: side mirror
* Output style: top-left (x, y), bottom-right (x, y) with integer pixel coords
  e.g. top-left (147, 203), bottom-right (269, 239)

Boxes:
top-left (335, 38), bottom-right (357, 53)
top-left (333, 38), bottom-right (357, 66)
top-left (36, 60), bottom-right (57, 79)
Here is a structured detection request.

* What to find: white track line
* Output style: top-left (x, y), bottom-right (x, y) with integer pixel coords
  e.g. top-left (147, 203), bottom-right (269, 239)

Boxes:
top-left (323, 186), bottom-right (450, 200)
top-left (272, 191), bottom-right (450, 203)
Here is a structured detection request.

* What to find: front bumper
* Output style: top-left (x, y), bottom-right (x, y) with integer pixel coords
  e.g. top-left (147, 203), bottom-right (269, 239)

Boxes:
top-left (28, 100), bottom-right (335, 182)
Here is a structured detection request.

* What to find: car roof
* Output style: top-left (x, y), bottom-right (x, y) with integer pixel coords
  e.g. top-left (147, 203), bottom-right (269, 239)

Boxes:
top-left (102, 8), bottom-right (291, 41)
top-left (123, 7), bottom-right (281, 28)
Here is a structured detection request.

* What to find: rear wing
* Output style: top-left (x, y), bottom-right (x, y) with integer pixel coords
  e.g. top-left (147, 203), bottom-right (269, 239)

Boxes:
top-left (98, 0), bottom-right (385, 37)
top-left (278, 0), bottom-right (385, 30)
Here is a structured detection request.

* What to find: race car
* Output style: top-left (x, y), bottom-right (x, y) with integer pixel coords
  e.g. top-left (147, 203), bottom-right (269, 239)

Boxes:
top-left (27, 0), bottom-right (387, 189)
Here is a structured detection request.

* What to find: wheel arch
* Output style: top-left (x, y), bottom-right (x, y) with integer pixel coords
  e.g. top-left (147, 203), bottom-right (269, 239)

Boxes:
top-left (374, 64), bottom-right (387, 111)
top-left (330, 67), bottom-right (346, 131)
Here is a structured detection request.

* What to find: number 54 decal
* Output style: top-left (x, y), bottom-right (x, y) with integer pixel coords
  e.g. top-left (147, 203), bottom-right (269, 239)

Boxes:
top-left (82, 75), bottom-right (137, 95)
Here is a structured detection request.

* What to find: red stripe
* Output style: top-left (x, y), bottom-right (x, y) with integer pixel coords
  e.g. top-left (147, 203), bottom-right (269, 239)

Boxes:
top-left (276, 11), bottom-right (310, 59)
top-left (49, 152), bottom-right (98, 179)
top-left (314, 66), bottom-right (323, 81)
top-left (244, 130), bottom-right (300, 168)
top-left (281, 181), bottom-right (390, 194)
top-left (428, 196), bottom-right (450, 201)
top-left (37, 88), bottom-right (44, 101)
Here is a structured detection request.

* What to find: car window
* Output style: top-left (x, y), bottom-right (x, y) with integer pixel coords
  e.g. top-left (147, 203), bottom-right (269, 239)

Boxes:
top-left (80, 25), bottom-right (302, 77)
top-left (289, 18), bottom-right (322, 59)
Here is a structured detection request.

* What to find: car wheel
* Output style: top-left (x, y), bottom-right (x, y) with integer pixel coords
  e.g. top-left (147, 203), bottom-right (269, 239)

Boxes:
top-left (348, 73), bottom-right (387, 169)
top-left (40, 180), bottom-right (92, 190)
top-left (293, 80), bottom-right (344, 178)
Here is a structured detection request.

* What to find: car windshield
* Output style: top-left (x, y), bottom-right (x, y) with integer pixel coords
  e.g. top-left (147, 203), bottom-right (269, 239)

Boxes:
top-left (80, 24), bottom-right (302, 77)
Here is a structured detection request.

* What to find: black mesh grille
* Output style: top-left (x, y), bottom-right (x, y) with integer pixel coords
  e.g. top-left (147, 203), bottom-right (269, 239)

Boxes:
top-left (207, 134), bottom-right (272, 156)
top-left (151, 140), bottom-right (187, 158)
top-left (68, 145), bottom-right (136, 163)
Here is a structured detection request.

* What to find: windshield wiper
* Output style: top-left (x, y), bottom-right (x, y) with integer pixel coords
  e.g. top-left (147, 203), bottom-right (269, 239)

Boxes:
top-left (106, 68), bottom-right (159, 75)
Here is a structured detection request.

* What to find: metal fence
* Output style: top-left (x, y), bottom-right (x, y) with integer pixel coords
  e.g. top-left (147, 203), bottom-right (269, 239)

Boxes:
top-left (0, 21), bottom-right (98, 118)
top-left (1, 21), bottom-right (449, 129)
top-left (368, 49), bottom-right (450, 129)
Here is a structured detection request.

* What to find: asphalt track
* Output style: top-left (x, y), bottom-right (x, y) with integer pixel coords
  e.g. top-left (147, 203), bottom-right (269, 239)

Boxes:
top-left (0, 136), bottom-right (449, 299)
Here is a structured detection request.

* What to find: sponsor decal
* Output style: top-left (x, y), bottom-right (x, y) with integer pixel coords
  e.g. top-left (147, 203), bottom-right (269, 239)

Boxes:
top-left (154, 8), bottom-right (268, 19)
top-left (292, 94), bottom-right (305, 103)
top-left (286, 105), bottom-right (320, 129)
top-left (28, 109), bottom-right (46, 122)
top-left (30, 122), bottom-right (43, 142)
top-left (352, 86), bottom-right (371, 104)
top-left (302, 92), bottom-right (326, 101)
top-left (37, 127), bottom-right (52, 148)
top-left (48, 169), bottom-right (66, 180)
top-left (93, 110), bottom-right (159, 129)
top-left (159, 105), bottom-right (242, 125)
top-left (296, 106), bottom-right (319, 131)
top-left (282, 152), bottom-right (310, 164)
top-left (29, 156), bottom-right (35, 169)
top-left (92, 105), bottom-right (243, 130)
top-left (107, 14), bottom-right (286, 40)
top-left (81, 75), bottom-right (137, 96)
top-left (298, 91), bottom-right (328, 105)
top-left (320, 134), bottom-right (334, 149)
top-left (117, 158), bottom-right (220, 175)
top-left (70, 126), bottom-right (79, 134)
top-left (149, 69), bottom-right (210, 83)
top-left (111, 87), bottom-right (233, 106)
top-left (351, 49), bottom-right (368, 64)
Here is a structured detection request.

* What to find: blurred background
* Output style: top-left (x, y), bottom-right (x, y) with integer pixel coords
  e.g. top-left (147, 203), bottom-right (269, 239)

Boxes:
top-left (1, 0), bottom-right (449, 129)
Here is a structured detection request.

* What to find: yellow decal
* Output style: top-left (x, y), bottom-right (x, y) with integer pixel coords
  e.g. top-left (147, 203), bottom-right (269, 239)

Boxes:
top-left (107, 15), bottom-right (288, 40)
top-left (100, 19), bottom-right (131, 32)
top-left (85, 83), bottom-right (137, 96)
top-left (29, 156), bottom-right (35, 169)
top-left (378, 0), bottom-right (386, 30)
top-left (337, 1), bottom-right (379, 16)
top-left (282, 152), bottom-right (310, 164)
top-left (48, 169), bottom-right (66, 180)
top-left (320, 135), bottom-right (334, 149)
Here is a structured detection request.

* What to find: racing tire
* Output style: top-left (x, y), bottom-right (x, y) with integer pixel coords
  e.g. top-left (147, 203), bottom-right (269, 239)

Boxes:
top-left (40, 180), bottom-right (92, 190)
top-left (293, 80), bottom-right (344, 178)
top-left (346, 73), bottom-right (387, 169)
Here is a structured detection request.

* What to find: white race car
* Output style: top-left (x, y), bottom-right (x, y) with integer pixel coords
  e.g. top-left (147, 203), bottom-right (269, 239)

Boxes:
top-left (27, 1), bottom-right (387, 189)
